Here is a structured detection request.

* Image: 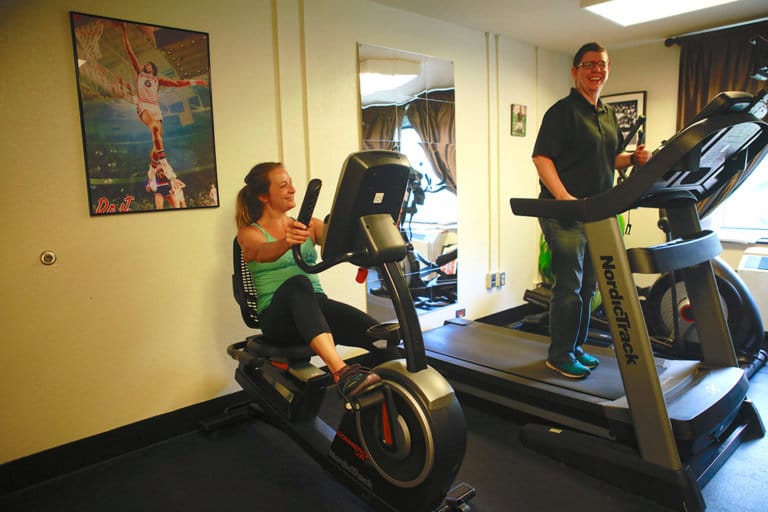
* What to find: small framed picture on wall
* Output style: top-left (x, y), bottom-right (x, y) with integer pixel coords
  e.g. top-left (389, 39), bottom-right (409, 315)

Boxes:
top-left (511, 104), bottom-right (527, 137)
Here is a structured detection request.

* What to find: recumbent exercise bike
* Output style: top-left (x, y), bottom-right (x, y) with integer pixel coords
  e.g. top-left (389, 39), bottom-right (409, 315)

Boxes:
top-left (227, 150), bottom-right (472, 512)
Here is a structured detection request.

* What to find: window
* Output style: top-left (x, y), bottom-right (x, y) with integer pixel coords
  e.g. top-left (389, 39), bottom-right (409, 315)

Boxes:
top-left (708, 156), bottom-right (768, 242)
top-left (399, 124), bottom-right (457, 225)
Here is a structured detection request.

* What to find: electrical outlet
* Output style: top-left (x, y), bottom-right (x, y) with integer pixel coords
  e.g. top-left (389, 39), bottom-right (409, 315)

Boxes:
top-left (498, 272), bottom-right (506, 287)
top-left (485, 273), bottom-right (497, 288)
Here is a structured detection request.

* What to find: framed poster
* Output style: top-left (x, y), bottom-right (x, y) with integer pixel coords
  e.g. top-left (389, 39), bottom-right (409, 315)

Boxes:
top-left (603, 91), bottom-right (646, 151)
top-left (70, 12), bottom-right (218, 215)
top-left (511, 103), bottom-right (527, 137)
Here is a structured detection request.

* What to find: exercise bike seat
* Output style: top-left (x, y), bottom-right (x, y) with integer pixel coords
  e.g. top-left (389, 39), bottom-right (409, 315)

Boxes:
top-left (244, 335), bottom-right (316, 361)
top-left (247, 337), bottom-right (330, 386)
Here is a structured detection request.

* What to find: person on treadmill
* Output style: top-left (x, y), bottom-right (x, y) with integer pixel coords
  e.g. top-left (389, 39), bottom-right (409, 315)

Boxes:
top-left (531, 42), bottom-right (651, 379)
top-left (235, 162), bottom-right (384, 400)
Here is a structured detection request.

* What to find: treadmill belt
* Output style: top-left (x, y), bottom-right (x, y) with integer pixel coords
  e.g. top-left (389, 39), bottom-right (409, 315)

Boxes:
top-left (424, 321), bottom-right (666, 401)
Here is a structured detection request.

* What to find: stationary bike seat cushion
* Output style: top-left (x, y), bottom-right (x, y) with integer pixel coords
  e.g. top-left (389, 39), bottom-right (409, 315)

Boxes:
top-left (245, 334), bottom-right (315, 360)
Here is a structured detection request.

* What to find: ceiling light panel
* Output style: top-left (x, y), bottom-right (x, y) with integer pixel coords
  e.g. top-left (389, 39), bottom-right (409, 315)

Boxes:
top-left (581, 0), bottom-right (739, 27)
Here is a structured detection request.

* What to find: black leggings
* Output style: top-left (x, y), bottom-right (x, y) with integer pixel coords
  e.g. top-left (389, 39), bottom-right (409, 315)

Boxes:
top-left (259, 275), bottom-right (380, 352)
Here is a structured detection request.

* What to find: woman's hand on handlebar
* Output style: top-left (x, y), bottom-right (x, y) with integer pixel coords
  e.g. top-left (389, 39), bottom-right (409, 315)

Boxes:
top-left (285, 219), bottom-right (310, 246)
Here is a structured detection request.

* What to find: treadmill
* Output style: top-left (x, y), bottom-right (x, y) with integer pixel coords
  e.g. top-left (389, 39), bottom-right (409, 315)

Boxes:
top-left (423, 90), bottom-right (768, 511)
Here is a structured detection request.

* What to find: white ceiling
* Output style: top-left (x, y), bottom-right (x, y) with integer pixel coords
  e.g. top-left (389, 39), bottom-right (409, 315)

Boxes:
top-left (371, 0), bottom-right (768, 54)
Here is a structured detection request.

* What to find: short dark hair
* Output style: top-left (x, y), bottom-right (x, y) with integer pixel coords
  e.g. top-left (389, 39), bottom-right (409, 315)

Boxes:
top-left (573, 42), bottom-right (607, 67)
top-left (146, 61), bottom-right (158, 76)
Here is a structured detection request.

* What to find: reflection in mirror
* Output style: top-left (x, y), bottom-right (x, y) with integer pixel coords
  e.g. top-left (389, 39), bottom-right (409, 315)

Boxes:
top-left (358, 44), bottom-right (457, 319)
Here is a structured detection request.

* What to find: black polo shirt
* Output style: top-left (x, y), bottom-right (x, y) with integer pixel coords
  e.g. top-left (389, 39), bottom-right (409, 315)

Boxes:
top-left (532, 88), bottom-right (624, 199)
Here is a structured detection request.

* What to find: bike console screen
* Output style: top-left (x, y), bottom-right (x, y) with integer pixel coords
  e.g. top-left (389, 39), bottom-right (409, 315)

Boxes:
top-left (322, 151), bottom-right (411, 262)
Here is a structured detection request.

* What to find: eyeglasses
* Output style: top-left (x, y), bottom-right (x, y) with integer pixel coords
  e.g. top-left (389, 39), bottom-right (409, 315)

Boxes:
top-left (577, 60), bottom-right (609, 70)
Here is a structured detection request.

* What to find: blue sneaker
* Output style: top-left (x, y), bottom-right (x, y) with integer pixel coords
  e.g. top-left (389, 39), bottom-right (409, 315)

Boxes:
top-left (574, 347), bottom-right (600, 369)
top-left (545, 358), bottom-right (591, 379)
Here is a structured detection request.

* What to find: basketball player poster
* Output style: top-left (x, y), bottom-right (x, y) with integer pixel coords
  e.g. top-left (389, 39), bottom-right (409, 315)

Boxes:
top-left (70, 12), bottom-right (218, 215)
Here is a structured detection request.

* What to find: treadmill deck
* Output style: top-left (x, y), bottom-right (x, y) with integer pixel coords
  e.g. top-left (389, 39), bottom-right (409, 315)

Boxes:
top-left (423, 320), bottom-right (748, 444)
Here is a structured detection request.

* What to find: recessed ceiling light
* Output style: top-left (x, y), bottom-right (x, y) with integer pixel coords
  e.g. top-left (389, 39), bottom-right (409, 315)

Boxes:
top-left (581, 0), bottom-right (739, 27)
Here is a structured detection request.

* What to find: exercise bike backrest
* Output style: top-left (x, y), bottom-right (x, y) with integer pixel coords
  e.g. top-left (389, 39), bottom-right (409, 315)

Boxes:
top-left (232, 237), bottom-right (260, 330)
top-left (231, 237), bottom-right (317, 361)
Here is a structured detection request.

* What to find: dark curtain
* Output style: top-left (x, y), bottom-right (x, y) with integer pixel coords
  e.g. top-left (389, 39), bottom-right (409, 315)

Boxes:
top-left (361, 105), bottom-right (404, 150)
top-left (675, 21), bottom-right (768, 218)
top-left (405, 90), bottom-right (457, 194)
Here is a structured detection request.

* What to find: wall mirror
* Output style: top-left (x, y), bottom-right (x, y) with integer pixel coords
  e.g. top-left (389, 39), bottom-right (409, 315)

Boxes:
top-left (357, 43), bottom-right (457, 319)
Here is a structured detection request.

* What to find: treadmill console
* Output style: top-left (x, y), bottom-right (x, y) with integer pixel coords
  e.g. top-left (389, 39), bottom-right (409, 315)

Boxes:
top-left (511, 89), bottom-right (768, 221)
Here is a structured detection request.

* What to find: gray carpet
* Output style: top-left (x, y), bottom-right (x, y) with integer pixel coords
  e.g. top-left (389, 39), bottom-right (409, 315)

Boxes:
top-left (2, 369), bottom-right (766, 511)
top-left (455, 366), bottom-right (768, 511)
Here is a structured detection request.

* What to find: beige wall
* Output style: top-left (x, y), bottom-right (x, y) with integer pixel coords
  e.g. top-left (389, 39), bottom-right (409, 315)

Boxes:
top-left (608, 43), bottom-right (680, 259)
top-left (0, 0), bottom-right (700, 463)
top-left (1, 0), bottom-right (283, 462)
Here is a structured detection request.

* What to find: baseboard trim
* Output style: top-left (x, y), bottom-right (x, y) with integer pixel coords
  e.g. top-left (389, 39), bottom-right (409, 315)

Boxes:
top-left (1, 391), bottom-right (250, 495)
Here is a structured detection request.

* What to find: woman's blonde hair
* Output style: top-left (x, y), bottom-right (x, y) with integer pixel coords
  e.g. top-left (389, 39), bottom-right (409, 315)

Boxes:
top-left (235, 162), bottom-right (283, 228)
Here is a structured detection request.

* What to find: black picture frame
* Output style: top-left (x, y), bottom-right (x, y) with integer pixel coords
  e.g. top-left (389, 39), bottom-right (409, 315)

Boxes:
top-left (70, 12), bottom-right (218, 215)
top-left (603, 90), bottom-right (647, 151)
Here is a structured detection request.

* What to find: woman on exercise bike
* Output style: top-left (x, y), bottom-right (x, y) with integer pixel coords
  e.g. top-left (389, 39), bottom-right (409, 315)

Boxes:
top-left (235, 162), bottom-right (384, 400)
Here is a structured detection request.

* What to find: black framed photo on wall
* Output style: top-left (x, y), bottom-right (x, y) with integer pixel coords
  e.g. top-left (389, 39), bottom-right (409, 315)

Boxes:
top-left (70, 12), bottom-right (218, 215)
top-left (602, 91), bottom-right (646, 151)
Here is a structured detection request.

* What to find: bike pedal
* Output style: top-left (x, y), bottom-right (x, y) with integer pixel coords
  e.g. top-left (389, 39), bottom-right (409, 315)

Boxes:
top-left (437, 482), bottom-right (476, 511)
top-left (344, 384), bottom-right (385, 411)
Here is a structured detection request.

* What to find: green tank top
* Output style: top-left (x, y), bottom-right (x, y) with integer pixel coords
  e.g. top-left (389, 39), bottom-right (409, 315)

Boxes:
top-left (246, 223), bottom-right (324, 314)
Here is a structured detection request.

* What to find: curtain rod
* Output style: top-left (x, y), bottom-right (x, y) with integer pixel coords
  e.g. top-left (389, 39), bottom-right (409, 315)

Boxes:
top-left (664, 17), bottom-right (768, 47)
